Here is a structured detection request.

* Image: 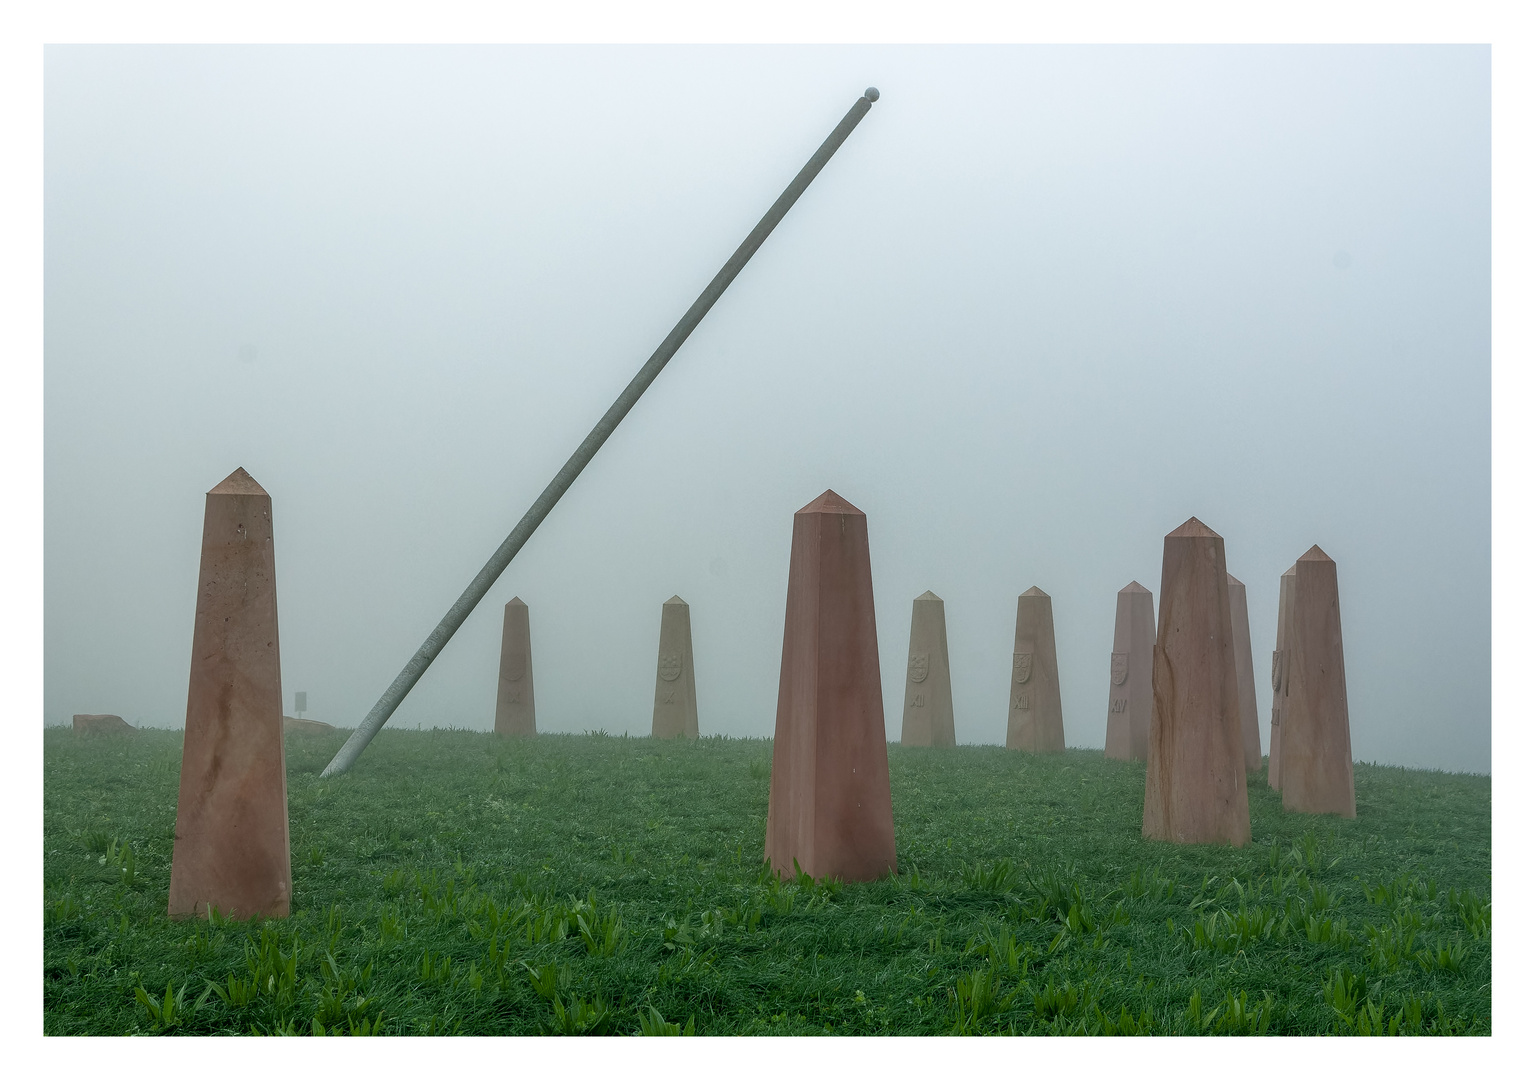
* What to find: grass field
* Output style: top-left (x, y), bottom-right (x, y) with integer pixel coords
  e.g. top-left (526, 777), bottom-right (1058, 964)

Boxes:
top-left (42, 727), bottom-right (1490, 1036)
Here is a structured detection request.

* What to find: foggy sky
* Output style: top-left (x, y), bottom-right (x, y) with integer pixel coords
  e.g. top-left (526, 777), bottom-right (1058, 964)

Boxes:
top-left (44, 45), bottom-right (1490, 772)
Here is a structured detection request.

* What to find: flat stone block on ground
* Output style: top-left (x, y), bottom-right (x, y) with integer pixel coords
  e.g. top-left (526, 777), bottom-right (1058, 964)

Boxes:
top-left (900, 591), bottom-right (955, 747)
top-left (494, 597), bottom-right (537, 737)
top-left (1104, 582), bottom-right (1153, 761)
top-left (1280, 546), bottom-right (1356, 817)
top-left (764, 490), bottom-right (897, 883)
top-left (283, 717), bottom-right (335, 734)
top-left (1005, 587), bottom-right (1064, 753)
top-left (1143, 517), bottom-right (1251, 847)
top-left (73, 714), bottom-right (136, 735)
top-left (652, 595), bottom-right (699, 739)
top-left (168, 467), bottom-right (291, 919)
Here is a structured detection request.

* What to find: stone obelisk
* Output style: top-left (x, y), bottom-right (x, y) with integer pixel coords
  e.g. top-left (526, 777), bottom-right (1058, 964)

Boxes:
top-left (1228, 573), bottom-right (1263, 773)
top-left (1104, 581), bottom-right (1154, 762)
top-left (1143, 518), bottom-right (1251, 846)
top-left (652, 595), bottom-right (699, 739)
top-left (168, 468), bottom-right (291, 919)
top-left (900, 591), bottom-right (955, 747)
top-left (764, 490), bottom-right (897, 882)
top-left (1280, 546), bottom-right (1356, 816)
top-left (1266, 565), bottom-right (1296, 791)
top-left (494, 597), bottom-right (536, 736)
top-left (1005, 587), bottom-right (1065, 753)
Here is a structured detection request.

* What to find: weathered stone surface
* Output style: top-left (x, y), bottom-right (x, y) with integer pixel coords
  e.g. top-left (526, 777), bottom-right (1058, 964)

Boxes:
top-left (283, 717), bottom-right (335, 734)
top-left (900, 591), bottom-right (955, 747)
top-left (1143, 517), bottom-right (1251, 846)
top-left (494, 597), bottom-right (536, 737)
top-left (1104, 582), bottom-right (1153, 762)
top-left (168, 468), bottom-right (291, 919)
top-left (73, 713), bottom-right (136, 735)
top-left (1267, 565), bottom-right (1297, 791)
top-left (764, 490), bottom-right (896, 882)
top-left (1227, 573), bottom-right (1263, 773)
top-left (652, 595), bottom-right (699, 739)
top-left (1005, 587), bottom-right (1064, 753)
top-left (1280, 546), bottom-right (1356, 817)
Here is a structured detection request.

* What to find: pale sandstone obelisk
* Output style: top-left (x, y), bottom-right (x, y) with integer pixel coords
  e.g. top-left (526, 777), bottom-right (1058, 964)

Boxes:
top-left (764, 490), bottom-right (897, 882)
top-left (1005, 587), bottom-right (1065, 753)
top-left (1266, 565), bottom-right (1297, 791)
top-left (652, 595), bottom-right (699, 739)
top-left (1143, 518), bottom-right (1251, 846)
top-left (1280, 546), bottom-right (1356, 817)
top-left (494, 597), bottom-right (536, 736)
top-left (900, 591), bottom-right (956, 747)
top-left (1104, 581), bottom-right (1154, 761)
top-left (168, 468), bottom-right (291, 919)
top-left (1228, 573), bottom-right (1263, 773)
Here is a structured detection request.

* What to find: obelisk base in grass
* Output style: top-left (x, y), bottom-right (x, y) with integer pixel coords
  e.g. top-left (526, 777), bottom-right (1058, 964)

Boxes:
top-left (1280, 546), bottom-right (1356, 817)
top-left (1143, 517), bottom-right (1251, 847)
top-left (1104, 582), bottom-right (1153, 761)
top-left (1228, 573), bottom-right (1263, 773)
top-left (168, 468), bottom-right (291, 919)
top-left (764, 490), bottom-right (897, 882)
top-left (652, 595), bottom-right (699, 738)
top-left (1005, 587), bottom-right (1064, 753)
top-left (900, 591), bottom-right (955, 747)
top-left (494, 598), bottom-right (536, 736)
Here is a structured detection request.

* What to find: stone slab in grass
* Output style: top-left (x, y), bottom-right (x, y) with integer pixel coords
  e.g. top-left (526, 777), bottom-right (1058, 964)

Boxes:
top-left (72, 713), bottom-right (136, 735)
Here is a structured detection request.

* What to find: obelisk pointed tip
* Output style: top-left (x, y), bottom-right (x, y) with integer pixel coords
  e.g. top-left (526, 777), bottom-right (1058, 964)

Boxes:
top-left (1119, 580), bottom-right (1151, 594)
top-left (506, 596), bottom-right (527, 608)
top-left (915, 589), bottom-right (943, 602)
top-left (1168, 516), bottom-right (1221, 539)
top-left (1226, 572), bottom-right (1246, 587)
top-left (797, 489), bottom-right (864, 516)
top-left (208, 467), bottom-right (267, 497)
top-left (664, 594), bottom-right (688, 606)
top-left (1022, 586), bottom-right (1050, 598)
top-left (1298, 544), bottom-right (1333, 563)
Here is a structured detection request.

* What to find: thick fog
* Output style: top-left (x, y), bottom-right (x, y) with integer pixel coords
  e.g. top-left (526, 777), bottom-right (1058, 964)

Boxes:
top-left (44, 45), bottom-right (1490, 773)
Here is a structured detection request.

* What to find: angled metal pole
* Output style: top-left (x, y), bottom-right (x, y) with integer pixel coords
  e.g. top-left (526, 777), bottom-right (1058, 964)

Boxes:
top-left (322, 87), bottom-right (881, 777)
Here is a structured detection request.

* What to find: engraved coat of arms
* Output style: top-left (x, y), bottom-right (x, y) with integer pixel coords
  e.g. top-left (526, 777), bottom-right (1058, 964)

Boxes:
top-left (1271, 650), bottom-right (1285, 693)
top-left (658, 653), bottom-right (682, 682)
top-left (1110, 652), bottom-right (1128, 686)
top-left (1012, 651), bottom-right (1034, 685)
top-left (503, 652), bottom-right (525, 682)
top-left (908, 653), bottom-right (929, 684)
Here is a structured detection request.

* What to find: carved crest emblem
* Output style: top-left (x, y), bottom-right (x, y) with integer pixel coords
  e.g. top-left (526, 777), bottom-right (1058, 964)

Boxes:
top-left (658, 653), bottom-right (682, 682)
top-left (908, 653), bottom-right (929, 684)
top-left (503, 652), bottom-right (525, 682)
top-left (1110, 652), bottom-right (1128, 686)
top-left (1012, 651), bottom-right (1034, 685)
top-left (1270, 650), bottom-right (1283, 692)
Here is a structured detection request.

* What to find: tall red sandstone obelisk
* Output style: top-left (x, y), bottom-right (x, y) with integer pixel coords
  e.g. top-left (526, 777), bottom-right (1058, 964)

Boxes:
top-left (1143, 518), bottom-right (1251, 846)
top-left (900, 591), bottom-right (955, 747)
top-left (1280, 546), bottom-right (1356, 816)
top-left (168, 468), bottom-right (291, 918)
top-left (1005, 587), bottom-right (1065, 753)
top-left (1266, 565), bottom-right (1296, 791)
top-left (764, 490), bottom-right (896, 882)
top-left (494, 597), bottom-right (537, 736)
top-left (1104, 581), bottom-right (1154, 761)
top-left (1227, 573), bottom-right (1263, 773)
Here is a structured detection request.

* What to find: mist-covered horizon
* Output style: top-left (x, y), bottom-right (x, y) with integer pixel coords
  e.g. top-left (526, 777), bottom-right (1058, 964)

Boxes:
top-left (44, 45), bottom-right (1490, 773)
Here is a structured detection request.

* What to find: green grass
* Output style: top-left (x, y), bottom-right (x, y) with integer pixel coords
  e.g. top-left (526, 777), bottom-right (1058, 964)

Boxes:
top-left (43, 727), bottom-right (1489, 1035)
